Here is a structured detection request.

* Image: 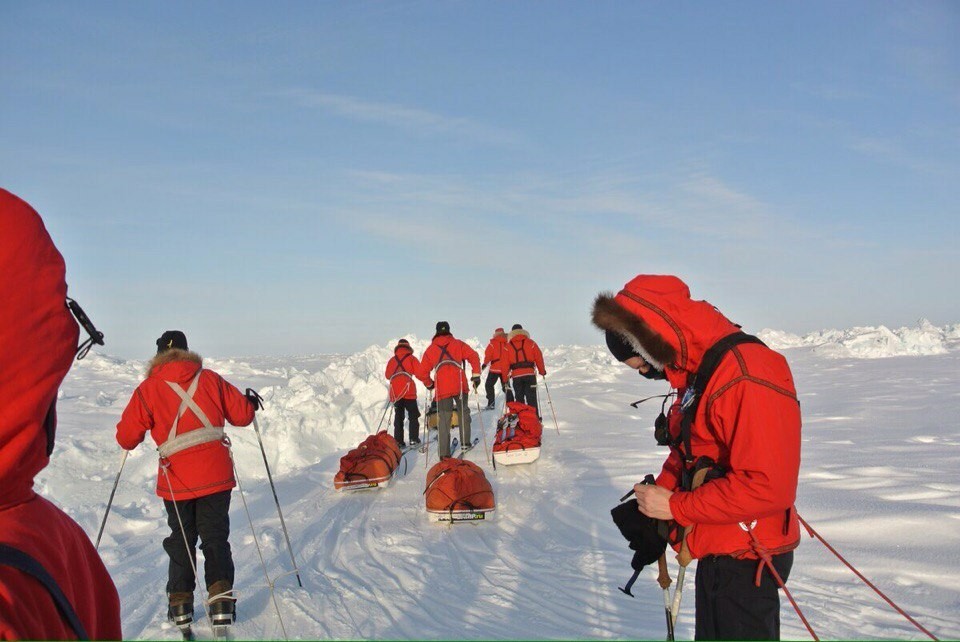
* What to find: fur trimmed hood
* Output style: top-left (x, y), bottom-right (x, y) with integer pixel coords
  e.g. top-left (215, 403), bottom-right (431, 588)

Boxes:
top-left (592, 293), bottom-right (677, 369)
top-left (508, 328), bottom-right (530, 342)
top-left (591, 275), bottom-right (740, 376)
top-left (147, 348), bottom-right (203, 377)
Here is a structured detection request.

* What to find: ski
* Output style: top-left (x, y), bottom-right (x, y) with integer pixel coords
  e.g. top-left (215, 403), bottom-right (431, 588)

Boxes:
top-left (457, 437), bottom-right (481, 459)
top-left (449, 437), bottom-right (460, 457)
top-left (394, 436), bottom-right (437, 478)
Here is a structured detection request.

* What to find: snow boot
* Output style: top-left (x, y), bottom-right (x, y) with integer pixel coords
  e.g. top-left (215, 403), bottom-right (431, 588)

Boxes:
top-left (409, 438), bottom-right (421, 447)
top-left (207, 580), bottom-right (236, 627)
top-left (167, 591), bottom-right (194, 628)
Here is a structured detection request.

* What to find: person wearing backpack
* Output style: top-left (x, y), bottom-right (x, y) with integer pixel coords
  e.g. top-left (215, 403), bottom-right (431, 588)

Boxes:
top-left (592, 274), bottom-right (801, 640)
top-left (416, 322), bottom-right (481, 458)
top-left (481, 327), bottom-right (508, 410)
top-left (1, 189), bottom-right (122, 640)
top-left (384, 338), bottom-right (422, 448)
top-left (500, 324), bottom-right (547, 416)
top-left (116, 331), bottom-right (260, 634)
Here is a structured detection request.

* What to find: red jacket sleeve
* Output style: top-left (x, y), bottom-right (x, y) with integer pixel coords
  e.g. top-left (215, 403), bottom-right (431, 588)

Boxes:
top-left (116, 386), bottom-right (153, 450)
top-left (215, 373), bottom-right (255, 427)
top-left (417, 347), bottom-right (436, 386)
top-left (385, 358), bottom-right (394, 380)
top-left (464, 343), bottom-right (481, 375)
top-left (669, 379), bottom-right (801, 527)
top-left (533, 342), bottom-right (546, 376)
top-left (656, 449), bottom-right (683, 491)
top-left (483, 342), bottom-right (495, 368)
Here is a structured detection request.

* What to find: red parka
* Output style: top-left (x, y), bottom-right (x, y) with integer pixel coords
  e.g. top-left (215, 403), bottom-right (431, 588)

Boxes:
top-left (482, 333), bottom-right (507, 374)
top-left (0, 189), bottom-right (122, 640)
top-left (385, 344), bottom-right (421, 402)
top-left (416, 335), bottom-right (481, 401)
top-left (500, 329), bottom-right (546, 382)
top-left (593, 275), bottom-right (801, 561)
top-left (116, 352), bottom-right (255, 501)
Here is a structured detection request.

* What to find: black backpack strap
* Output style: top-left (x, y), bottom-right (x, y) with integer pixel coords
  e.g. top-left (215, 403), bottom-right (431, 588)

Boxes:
top-left (677, 332), bottom-right (766, 466)
top-left (396, 352), bottom-right (411, 373)
top-left (0, 544), bottom-right (90, 640)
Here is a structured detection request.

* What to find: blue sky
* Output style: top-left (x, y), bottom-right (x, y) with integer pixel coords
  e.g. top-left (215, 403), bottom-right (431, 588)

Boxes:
top-left (2, 1), bottom-right (958, 358)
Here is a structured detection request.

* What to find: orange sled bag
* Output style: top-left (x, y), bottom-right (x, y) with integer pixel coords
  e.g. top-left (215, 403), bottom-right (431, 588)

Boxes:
top-left (424, 458), bottom-right (496, 522)
top-left (334, 431), bottom-right (402, 490)
top-left (492, 401), bottom-right (542, 465)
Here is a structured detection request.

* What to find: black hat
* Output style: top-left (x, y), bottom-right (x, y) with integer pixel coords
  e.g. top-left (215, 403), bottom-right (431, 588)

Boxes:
top-left (605, 329), bottom-right (640, 363)
top-left (156, 330), bottom-right (188, 354)
top-left (511, 323), bottom-right (523, 331)
top-left (435, 321), bottom-right (450, 335)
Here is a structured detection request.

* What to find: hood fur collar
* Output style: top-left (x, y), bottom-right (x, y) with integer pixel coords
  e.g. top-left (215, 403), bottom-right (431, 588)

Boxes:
top-left (508, 328), bottom-right (530, 341)
top-left (147, 348), bottom-right (203, 376)
top-left (591, 293), bottom-right (677, 369)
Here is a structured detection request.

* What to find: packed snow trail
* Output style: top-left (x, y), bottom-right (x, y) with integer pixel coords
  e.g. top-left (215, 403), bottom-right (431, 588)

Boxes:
top-left (45, 330), bottom-right (960, 639)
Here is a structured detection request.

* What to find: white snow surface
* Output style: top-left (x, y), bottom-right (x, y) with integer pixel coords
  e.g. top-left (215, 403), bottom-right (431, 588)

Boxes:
top-left (42, 326), bottom-right (960, 640)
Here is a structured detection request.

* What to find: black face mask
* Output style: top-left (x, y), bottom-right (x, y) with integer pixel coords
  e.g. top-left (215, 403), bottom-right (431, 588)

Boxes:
top-left (65, 297), bottom-right (104, 360)
top-left (639, 367), bottom-right (666, 381)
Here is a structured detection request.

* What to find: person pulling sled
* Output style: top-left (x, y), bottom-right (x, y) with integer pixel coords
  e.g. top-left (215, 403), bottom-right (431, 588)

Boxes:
top-left (384, 338), bottom-right (422, 449)
top-left (501, 324), bottom-right (547, 417)
top-left (116, 331), bottom-right (261, 637)
top-left (416, 321), bottom-right (481, 458)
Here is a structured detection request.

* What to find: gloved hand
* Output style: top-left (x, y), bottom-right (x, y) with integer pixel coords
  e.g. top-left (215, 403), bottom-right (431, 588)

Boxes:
top-left (245, 388), bottom-right (264, 411)
top-left (426, 381), bottom-right (435, 391)
top-left (471, 375), bottom-right (481, 392)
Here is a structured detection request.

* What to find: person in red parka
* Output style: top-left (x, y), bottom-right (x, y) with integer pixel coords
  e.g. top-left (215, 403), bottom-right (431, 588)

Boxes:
top-left (500, 324), bottom-right (547, 416)
top-left (384, 338), bottom-right (421, 448)
top-left (592, 274), bottom-right (801, 640)
top-left (116, 331), bottom-right (258, 631)
top-left (481, 327), bottom-right (508, 410)
top-left (0, 188), bottom-right (122, 640)
top-left (416, 321), bottom-right (481, 458)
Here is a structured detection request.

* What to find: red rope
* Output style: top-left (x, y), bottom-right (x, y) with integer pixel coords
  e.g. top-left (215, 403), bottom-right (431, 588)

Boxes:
top-left (743, 524), bottom-right (820, 640)
top-left (798, 514), bottom-right (939, 641)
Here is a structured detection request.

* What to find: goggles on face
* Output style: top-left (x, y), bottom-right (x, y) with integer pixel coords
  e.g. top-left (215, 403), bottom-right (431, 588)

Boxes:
top-left (66, 297), bottom-right (105, 360)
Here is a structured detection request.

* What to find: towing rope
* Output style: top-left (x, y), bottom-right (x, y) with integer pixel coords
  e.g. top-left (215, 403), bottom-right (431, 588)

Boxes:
top-left (797, 514), bottom-right (939, 641)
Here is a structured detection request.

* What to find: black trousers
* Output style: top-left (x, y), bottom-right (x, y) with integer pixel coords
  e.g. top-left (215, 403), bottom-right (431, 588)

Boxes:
top-left (694, 551), bottom-right (794, 640)
top-left (511, 375), bottom-right (539, 416)
top-left (484, 372), bottom-right (502, 407)
top-left (393, 398), bottom-right (420, 443)
top-left (163, 490), bottom-right (234, 594)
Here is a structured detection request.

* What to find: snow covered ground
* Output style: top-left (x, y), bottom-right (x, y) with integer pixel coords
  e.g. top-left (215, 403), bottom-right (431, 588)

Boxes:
top-left (43, 323), bottom-right (960, 640)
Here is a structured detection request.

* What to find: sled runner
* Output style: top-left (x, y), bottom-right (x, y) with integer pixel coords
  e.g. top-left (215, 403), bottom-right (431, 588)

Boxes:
top-left (492, 402), bottom-right (542, 466)
top-left (334, 431), bottom-right (403, 490)
top-left (424, 458), bottom-right (495, 523)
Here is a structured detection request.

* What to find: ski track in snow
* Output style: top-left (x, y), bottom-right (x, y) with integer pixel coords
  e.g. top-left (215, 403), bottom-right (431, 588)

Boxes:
top-left (41, 331), bottom-right (960, 640)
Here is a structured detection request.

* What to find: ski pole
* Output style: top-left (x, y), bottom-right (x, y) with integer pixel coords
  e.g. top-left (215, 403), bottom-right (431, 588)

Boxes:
top-left (474, 391), bottom-right (491, 465)
top-left (541, 375), bottom-right (560, 435)
top-left (657, 554), bottom-right (675, 641)
top-left (374, 394), bottom-right (393, 434)
top-left (248, 408), bottom-right (303, 588)
top-left (95, 450), bottom-right (128, 550)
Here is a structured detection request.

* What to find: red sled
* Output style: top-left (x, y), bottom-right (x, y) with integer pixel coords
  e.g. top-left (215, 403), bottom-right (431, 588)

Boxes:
top-left (424, 458), bottom-right (496, 523)
top-left (334, 431), bottom-right (402, 490)
top-left (493, 402), bottom-right (542, 466)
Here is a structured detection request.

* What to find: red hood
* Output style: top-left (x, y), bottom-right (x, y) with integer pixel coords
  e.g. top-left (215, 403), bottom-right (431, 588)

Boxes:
top-left (592, 275), bottom-right (740, 385)
top-left (393, 345), bottom-right (414, 359)
top-left (0, 189), bottom-right (80, 509)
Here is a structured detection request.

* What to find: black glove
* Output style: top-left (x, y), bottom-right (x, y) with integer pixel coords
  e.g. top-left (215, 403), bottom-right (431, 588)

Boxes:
top-left (471, 375), bottom-right (481, 392)
top-left (611, 498), bottom-right (668, 571)
top-left (245, 388), bottom-right (264, 411)
top-left (426, 382), bottom-right (435, 391)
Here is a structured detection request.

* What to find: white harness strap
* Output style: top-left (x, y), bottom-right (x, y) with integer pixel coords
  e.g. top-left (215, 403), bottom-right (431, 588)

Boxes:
top-left (158, 371), bottom-right (225, 459)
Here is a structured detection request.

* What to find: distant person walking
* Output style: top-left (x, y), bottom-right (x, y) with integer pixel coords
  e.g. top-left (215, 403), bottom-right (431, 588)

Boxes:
top-left (481, 327), bottom-right (508, 409)
top-left (417, 322), bottom-right (481, 457)
top-left (384, 338), bottom-right (422, 448)
top-left (501, 324), bottom-right (546, 416)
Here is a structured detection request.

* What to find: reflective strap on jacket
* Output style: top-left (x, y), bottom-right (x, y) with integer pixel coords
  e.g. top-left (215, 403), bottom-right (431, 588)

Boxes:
top-left (158, 370), bottom-right (224, 458)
